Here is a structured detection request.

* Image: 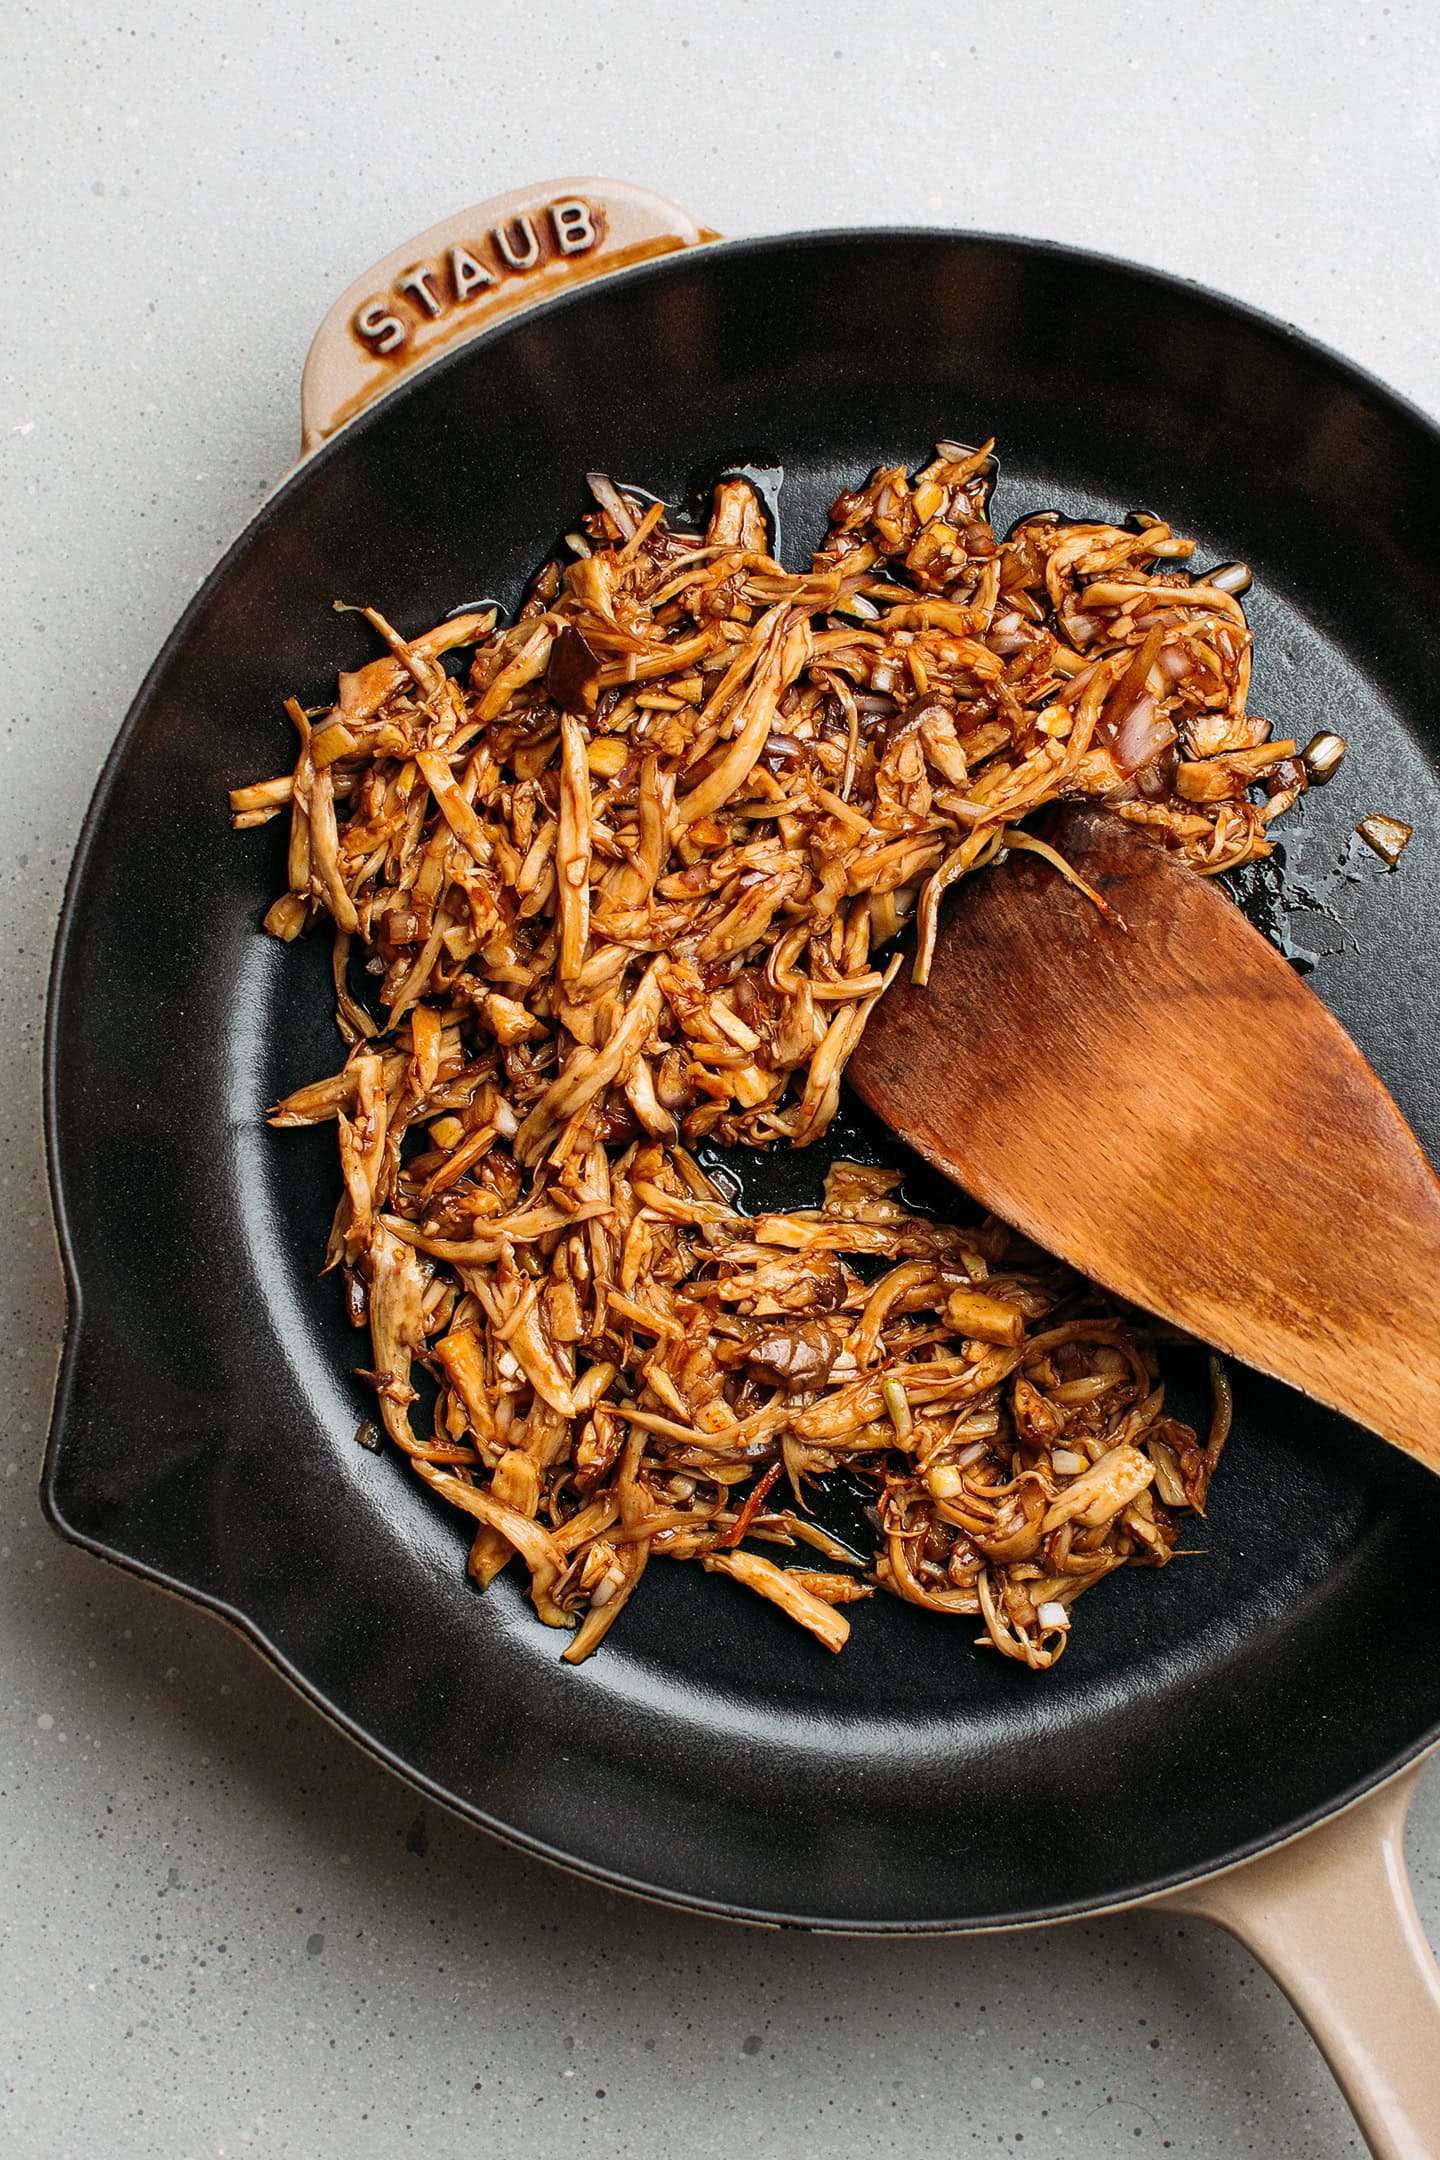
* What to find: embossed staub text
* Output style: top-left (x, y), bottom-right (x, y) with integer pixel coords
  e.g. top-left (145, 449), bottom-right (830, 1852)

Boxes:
top-left (352, 198), bottom-right (601, 355)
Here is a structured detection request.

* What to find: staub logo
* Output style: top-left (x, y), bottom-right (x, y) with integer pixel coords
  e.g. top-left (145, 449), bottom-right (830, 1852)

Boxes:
top-left (352, 198), bottom-right (602, 354)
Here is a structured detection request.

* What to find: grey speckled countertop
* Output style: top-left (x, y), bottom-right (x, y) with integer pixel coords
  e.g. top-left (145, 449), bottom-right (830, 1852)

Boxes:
top-left (4, 4), bottom-right (1439, 2154)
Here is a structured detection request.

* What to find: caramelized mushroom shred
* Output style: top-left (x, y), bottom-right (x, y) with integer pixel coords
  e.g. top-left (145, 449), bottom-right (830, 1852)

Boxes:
top-left (234, 449), bottom-right (1269, 1670)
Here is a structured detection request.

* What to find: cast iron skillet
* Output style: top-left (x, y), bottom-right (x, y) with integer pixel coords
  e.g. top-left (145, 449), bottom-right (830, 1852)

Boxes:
top-left (43, 181), bottom-right (1440, 2153)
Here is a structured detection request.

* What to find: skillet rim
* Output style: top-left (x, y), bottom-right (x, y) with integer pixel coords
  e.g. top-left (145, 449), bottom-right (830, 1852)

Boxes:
top-left (41, 223), bottom-right (1440, 1931)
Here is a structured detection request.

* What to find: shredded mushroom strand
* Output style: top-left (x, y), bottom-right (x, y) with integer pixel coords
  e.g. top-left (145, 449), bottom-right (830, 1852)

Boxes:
top-left (233, 446), bottom-right (1272, 1667)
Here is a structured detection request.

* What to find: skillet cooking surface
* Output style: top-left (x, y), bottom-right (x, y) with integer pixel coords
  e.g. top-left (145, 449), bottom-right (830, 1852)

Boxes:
top-left (45, 233), bottom-right (1440, 1928)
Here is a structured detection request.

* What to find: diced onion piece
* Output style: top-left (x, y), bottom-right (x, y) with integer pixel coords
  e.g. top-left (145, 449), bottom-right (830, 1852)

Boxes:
top-left (311, 719), bottom-right (359, 767)
top-left (1356, 813), bottom-right (1412, 869)
top-left (1050, 1447), bottom-right (1088, 1477)
top-left (587, 736), bottom-right (630, 777)
top-left (1109, 693), bottom-right (1177, 776)
top-left (1301, 731), bottom-right (1346, 784)
top-left (1037, 1601), bottom-right (1071, 1630)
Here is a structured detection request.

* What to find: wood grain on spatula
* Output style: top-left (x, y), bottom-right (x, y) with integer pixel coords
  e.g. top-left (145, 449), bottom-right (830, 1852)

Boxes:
top-left (847, 803), bottom-right (1440, 1475)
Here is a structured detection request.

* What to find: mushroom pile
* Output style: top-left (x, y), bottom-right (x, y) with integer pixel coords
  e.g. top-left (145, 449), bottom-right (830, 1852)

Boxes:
top-left (232, 444), bottom-right (1299, 1667)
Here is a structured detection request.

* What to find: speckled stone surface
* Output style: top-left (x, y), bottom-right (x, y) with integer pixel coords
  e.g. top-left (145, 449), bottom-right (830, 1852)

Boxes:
top-left (4, 3), bottom-right (1439, 2154)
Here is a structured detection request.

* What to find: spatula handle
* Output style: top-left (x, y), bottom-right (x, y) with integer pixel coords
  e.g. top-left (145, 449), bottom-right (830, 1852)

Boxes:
top-left (1160, 1756), bottom-right (1440, 2160)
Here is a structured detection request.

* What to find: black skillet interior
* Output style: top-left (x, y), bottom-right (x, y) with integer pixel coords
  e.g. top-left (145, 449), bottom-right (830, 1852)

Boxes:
top-left (45, 232), bottom-right (1440, 1929)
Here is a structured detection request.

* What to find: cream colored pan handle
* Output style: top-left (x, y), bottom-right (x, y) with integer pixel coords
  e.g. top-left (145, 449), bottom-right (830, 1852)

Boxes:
top-left (299, 178), bottom-right (718, 453)
top-left (1159, 1756), bottom-right (1440, 2159)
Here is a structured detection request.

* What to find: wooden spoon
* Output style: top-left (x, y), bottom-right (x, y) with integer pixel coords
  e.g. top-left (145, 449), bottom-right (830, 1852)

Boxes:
top-left (847, 802), bottom-right (1440, 1475)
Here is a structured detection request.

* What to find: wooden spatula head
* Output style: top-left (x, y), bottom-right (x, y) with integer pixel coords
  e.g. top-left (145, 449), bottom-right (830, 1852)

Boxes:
top-left (847, 804), bottom-right (1440, 1475)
